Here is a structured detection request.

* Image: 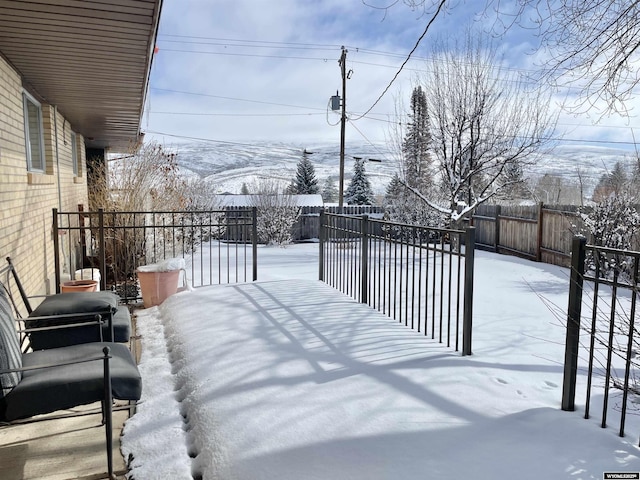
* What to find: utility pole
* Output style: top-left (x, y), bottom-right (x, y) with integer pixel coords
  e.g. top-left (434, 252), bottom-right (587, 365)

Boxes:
top-left (338, 46), bottom-right (347, 208)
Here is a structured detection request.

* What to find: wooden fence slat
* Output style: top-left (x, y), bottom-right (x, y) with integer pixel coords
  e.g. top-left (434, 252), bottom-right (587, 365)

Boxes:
top-left (473, 203), bottom-right (585, 267)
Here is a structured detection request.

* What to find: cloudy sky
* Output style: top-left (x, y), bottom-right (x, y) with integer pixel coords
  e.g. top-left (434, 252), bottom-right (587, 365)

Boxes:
top-left (143, 0), bottom-right (640, 151)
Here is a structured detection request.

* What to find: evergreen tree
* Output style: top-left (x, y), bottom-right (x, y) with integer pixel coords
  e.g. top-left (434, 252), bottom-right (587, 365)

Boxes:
top-left (593, 161), bottom-right (629, 201)
top-left (321, 177), bottom-right (338, 203)
top-left (402, 86), bottom-right (432, 191)
top-left (292, 153), bottom-right (319, 194)
top-left (500, 160), bottom-right (530, 200)
top-left (240, 182), bottom-right (250, 195)
top-left (345, 158), bottom-right (375, 205)
top-left (385, 173), bottom-right (404, 200)
top-left (385, 173), bottom-right (444, 228)
top-left (284, 181), bottom-right (297, 194)
top-left (385, 87), bottom-right (438, 227)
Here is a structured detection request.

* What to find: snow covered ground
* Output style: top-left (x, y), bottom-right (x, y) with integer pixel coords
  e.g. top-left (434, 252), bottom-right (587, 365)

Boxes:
top-left (121, 244), bottom-right (640, 480)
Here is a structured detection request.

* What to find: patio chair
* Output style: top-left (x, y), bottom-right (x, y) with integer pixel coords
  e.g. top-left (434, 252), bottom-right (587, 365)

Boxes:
top-left (2, 257), bottom-right (131, 350)
top-left (0, 285), bottom-right (142, 479)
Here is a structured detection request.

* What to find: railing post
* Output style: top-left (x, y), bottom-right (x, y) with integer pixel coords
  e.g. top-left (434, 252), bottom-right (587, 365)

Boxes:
top-left (562, 235), bottom-right (586, 411)
top-left (52, 208), bottom-right (61, 294)
top-left (252, 207), bottom-right (258, 281)
top-left (361, 215), bottom-right (369, 304)
top-left (319, 209), bottom-right (325, 281)
top-left (102, 346), bottom-right (114, 478)
top-left (462, 226), bottom-right (475, 356)
top-left (98, 208), bottom-right (106, 291)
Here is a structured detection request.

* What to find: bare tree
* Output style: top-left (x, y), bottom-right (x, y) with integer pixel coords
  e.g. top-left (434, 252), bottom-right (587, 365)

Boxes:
top-left (88, 142), bottom-right (221, 278)
top-left (485, 0), bottom-right (640, 115)
top-left (403, 31), bottom-right (557, 228)
top-left (369, 1), bottom-right (640, 114)
top-left (250, 179), bottom-right (301, 246)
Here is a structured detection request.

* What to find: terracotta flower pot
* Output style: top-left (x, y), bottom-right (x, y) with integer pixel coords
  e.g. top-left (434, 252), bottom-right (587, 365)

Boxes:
top-left (136, 269), bottom-right (180, 308)
top-left (60, 279), bottom-right (98, 293)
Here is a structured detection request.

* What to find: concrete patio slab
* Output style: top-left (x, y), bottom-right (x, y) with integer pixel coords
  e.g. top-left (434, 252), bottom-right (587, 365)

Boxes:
top-left (0, 407), bottom-right (129, 480)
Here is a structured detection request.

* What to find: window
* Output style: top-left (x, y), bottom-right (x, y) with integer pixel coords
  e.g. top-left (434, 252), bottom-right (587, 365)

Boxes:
top-left (71, 131), bottom-right (78, 176)
top-left (23, 92), bottom-right (45, 172)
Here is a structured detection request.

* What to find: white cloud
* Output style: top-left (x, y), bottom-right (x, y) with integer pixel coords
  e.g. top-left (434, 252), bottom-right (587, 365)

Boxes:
top-left (144, 0), bottom-right (640, 151)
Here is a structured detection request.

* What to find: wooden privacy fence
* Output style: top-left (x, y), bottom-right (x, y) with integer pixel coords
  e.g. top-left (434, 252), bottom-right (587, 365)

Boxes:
top-left (296, 205), bottom-right (384, 241)
top-left (473, 204), bottom-right (584, 267)
top-left (224, 205), bottom-right (385, 243)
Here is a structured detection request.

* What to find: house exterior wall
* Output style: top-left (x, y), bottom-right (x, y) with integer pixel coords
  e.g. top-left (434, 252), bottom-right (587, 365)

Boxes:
top-left (0, 54), bottom-right (88, 302)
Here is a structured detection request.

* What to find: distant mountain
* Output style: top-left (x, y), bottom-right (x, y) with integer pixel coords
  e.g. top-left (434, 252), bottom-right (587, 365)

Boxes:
top-left (170, 141), bottom-right (636, 198)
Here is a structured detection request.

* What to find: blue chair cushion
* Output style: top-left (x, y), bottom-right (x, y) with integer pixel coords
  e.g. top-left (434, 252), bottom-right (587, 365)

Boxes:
top-left (26, 292), bottom-right (131, 349)
top-left (0, 342), bottom-right (142, 422)
top-left (30, 291), bottom-right (119, 317)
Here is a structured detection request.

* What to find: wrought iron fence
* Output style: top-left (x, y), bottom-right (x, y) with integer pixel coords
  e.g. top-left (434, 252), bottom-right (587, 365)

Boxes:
top-left (562, 236), bottom-right (640, 443)
top-left (53, 208), bottom-right (258, 303)
top-left (319, 212), bottom-right (475, 355)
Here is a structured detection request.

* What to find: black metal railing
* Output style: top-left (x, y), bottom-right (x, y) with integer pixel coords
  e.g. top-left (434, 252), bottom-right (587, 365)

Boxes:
top-left (319, 212), bottom-right (475, 355)
top-left (562, 236), bottom-right (640, 443)
top-left (53, 208), bottom-right (258, 302)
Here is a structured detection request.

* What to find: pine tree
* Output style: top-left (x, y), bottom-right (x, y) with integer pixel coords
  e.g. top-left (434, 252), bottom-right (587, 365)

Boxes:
top-left (385, 87), bottom-right (437, 226)
top-left (292, 153), bottom-right (319, 194)
top-left (385, 173), bottom-right (444, 228)
top-left (345, 158), bottom-right (375, 205)
top-left (321, 177), bottom-right (338, 203)
top-left (385, 173), bottom-right (403, 200)
top-left (593, 161), bottom-right (629, 202)
top-left (402, 86), bottom-right (432, 191)
top-left (240, 182), bottom-right (250, 195)
top-left (501, 160), bottom-right (530, 200)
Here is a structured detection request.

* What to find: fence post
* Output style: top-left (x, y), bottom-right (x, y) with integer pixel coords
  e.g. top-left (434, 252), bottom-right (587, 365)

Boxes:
top-left (319, 209), bottom-right (325, 281)
top-left (98, 208), bottom-right (106, 291)
top-left (536, 202), bottom-right (544, 262)
top-left (463, 226), bottom-right (475, 356)
top-left (562, 235), bottom-right (586, 411)
top-left (252, 207), bottom-right (258, 281)
top-left (52, 209), bottom-right (61, 294)
top-left (361, 215), bottom-right (369, 304)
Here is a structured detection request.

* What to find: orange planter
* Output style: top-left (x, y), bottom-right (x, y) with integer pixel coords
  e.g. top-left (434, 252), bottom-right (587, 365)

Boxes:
top-left (60, 279), bottom-right (98, 293)
top-left (137, 269), bottom-right (180, 308)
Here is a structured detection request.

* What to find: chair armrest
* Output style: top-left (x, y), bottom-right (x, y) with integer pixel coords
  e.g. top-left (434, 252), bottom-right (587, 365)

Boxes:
top-left (24, 311), bottom-right (109, 322)
top-left (0, 346), bottom-right (111, 374)
top-left (24, 312), bottom-right (112, 340)
top-left (18, 315), bottom-right (106, 350)
top-left (19, 315), bottom-right (104, 333)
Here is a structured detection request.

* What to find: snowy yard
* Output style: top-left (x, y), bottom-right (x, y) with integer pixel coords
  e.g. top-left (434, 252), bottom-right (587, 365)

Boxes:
top-left (121, 244), bottom-right (640, 480)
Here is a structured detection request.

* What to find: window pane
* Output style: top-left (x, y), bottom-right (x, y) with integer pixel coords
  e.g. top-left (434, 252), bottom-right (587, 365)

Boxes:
top-left (71, 132), bottom-right (78, 176)
top-left (24, 95), bottom-right (44, 172)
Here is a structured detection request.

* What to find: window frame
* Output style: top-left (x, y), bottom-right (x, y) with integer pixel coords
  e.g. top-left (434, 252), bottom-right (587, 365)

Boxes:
top-left (71, 131), bottom-right (78, 177)
top-left (22, 91), bottom-right (45, 173)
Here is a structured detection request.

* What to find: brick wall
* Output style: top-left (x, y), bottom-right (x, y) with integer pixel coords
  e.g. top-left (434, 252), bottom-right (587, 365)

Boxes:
top-left (0, 55), bottom-right (88, 303)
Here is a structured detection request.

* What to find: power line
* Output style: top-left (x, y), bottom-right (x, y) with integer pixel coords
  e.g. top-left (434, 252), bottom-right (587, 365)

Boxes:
top-left (349, 0), bottom-right (448, 121)
top-left (157, 34), bottom-right (539, 77)
top-left (159, 34), bottom-right (540, 77)
top-left (348, 121), bottom-right (394, 163)
top-left (150, 111), bottom-right (324, 117)
top-left (150, 87), bottom-right (325, 111)
top-left (153, 82), bottom-right (640, 131)
top-left (143, 130), bottom-right (302, 150)
top-left (157, 48), bottom-right (333, 62)
top-left (159, 38), bottom-right (338, 53)
top-left (158, 34), bottom-right (342, 49)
